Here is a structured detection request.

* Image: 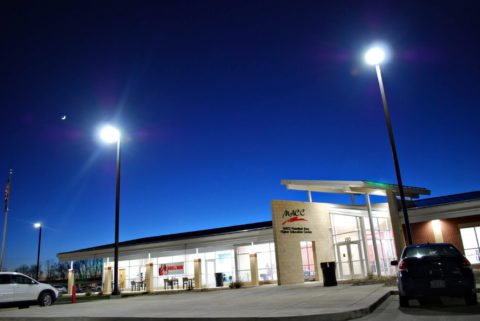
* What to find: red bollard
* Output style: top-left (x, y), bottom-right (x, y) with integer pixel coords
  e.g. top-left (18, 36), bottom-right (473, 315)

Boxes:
top-left (72, 285), bottom-right (76, 304)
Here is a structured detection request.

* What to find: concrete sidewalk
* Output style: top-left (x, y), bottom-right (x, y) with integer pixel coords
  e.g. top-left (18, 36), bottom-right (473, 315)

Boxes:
top-left (0, 283), bottom-right (393, 321)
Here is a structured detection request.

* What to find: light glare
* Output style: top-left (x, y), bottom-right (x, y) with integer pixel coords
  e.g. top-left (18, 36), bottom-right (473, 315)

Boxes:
top-left (34, 222), bottom-right (42, 228)
top-left (100, 125), bottom-right (121, 144)
top-left (365, 47), bottom-right (385, 65)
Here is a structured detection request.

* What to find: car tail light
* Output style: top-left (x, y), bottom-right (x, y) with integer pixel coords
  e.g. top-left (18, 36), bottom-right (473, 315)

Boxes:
top-left (463, 258), bottom-right (472, 268)
top-left (398, 260), bottom-right (408, 272)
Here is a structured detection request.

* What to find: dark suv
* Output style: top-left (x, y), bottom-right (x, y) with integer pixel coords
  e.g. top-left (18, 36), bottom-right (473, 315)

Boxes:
top-left (391, 243), bottom-right (477, 307)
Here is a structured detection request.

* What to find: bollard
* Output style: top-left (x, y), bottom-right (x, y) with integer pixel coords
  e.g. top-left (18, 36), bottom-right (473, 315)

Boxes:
top-left (72, 285), bottom-right (76, 304)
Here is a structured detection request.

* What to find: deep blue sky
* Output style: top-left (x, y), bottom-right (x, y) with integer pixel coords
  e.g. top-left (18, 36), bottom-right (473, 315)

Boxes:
top-left (1, 0), bottom-right (479, 269)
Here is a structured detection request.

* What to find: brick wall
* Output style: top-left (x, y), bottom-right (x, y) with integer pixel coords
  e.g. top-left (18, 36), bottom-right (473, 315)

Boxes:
top-left (401, 215), bottom-right (480, 254)
top-left (441, 216), bottom-right (480, 252)
top-left (410, 221), bottom-right (435, 244)
top-left (441, 219), bottom-right (463, 251)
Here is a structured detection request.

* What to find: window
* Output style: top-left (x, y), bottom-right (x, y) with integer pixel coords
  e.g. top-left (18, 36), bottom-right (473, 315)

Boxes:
top-left (236, 242), bottom-right (277, 282)
top-left (403, 244), bottom-right (461, 259)
top-left (13, 275), bottom-right (34, 284)
top-left (460, 226), bottom-right (480, 264)
top-left (300, 241), bottom-right (315, 280)
top-left (0, 275), bottom-right (11, 284)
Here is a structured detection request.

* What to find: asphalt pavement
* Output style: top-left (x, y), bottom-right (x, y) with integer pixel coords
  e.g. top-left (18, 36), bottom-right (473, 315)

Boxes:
top-left (1, 282), bottom-right (479, 321)
top-left (355, 295), bottom-right (480, 321)
top-left (0, 282), bottom-right (392, 321)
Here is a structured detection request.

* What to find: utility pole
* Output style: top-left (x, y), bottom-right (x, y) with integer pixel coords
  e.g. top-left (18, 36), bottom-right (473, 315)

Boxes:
top-left (0, 169), bottom-right (13, 271)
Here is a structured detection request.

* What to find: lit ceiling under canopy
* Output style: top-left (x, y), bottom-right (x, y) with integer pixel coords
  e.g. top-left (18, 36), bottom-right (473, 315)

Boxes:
top-left (281, 180), bottom-right (431, 199)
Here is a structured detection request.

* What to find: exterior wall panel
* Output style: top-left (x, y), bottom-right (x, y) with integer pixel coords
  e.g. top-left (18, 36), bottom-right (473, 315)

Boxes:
top-left (272, 200), bottom-right (335, 285)
top-left (404, 216), bottom-right (480, 255)
top-left (410, 221), bottom-right (435, 244)
top-left (441, 219), bottom-right (462, 251)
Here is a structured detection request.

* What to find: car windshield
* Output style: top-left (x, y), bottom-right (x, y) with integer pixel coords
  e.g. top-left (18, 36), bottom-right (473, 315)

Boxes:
top-left (403, 245), bottom-right (460, 259)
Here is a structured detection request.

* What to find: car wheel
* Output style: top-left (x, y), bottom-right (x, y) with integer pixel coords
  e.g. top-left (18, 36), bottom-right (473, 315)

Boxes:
top-left (39, 291), bottom-right (54, 306)
top-left (465, 292), bottom-right (478, 306)
top-left (399, 295), bottom-right (409, 307)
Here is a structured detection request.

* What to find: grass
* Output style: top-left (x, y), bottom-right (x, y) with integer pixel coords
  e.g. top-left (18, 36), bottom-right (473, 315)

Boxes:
top-left (338, 275), bottom-right (397, 287)
top-left (56, 294), bottom-right (110, 305)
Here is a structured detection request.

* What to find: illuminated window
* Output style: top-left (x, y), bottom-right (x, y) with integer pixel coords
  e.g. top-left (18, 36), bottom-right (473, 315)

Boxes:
top-left (460, 226), bottom-right (480, 264)
top-left (236, 242), bottom-right (277, 282)
top-left (300, 241), bottom-right (315, 280)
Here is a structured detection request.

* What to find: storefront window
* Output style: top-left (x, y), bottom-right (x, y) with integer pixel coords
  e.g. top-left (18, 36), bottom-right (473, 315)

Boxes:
top-left (332, 215), bottom-right (360, 242)
top-left (108, 241), bottom-right (277, 290)
top-left (300, 241), bottom-right (315, 280)
top-left (330, 211), bottom-right (396, 279)
top-left (236, 242), bottom-right (277, 282)
top-left (460, 226), bottom-right (480, 264)
top-left (364, 217), bottom-right (396, 276)
top-left (216, 251), bottom-right (234, 283)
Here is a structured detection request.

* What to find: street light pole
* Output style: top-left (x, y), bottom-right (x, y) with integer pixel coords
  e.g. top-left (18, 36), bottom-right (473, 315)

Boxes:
top-left (367, 50), bottom-right (413, 245)
top-left (34, 223), bottom-right (42, 280)
top-left (112, 137), bottom-right (121, 296)
top-left (99, 125), bottom-right (122, 296)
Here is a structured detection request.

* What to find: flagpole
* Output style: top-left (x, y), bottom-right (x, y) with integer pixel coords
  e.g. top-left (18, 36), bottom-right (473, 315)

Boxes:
top-left (0, 169), bottom-right (13, 271)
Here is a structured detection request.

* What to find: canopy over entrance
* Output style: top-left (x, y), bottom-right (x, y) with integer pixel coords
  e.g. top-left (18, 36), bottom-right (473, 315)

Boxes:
top-left (281, 180), bottom-right (430, 199)
top-left (280, 179), bottom-right (431, 270)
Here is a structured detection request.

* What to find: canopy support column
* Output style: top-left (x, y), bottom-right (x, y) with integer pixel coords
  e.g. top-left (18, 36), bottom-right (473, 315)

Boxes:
top-left (365, 193), bottom-right (381, 276)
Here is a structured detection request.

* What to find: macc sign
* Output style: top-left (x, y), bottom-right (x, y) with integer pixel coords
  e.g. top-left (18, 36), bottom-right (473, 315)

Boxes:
top-left (280, 209), bottom-right (312, 235)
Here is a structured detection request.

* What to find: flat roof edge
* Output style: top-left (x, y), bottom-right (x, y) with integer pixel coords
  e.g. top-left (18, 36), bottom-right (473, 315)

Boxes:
top-left (58, 220), bottom-right (273, 257)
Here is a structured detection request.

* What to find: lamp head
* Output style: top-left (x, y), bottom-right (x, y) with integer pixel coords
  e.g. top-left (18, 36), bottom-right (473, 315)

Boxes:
top-left (34, 222), bottom-right (42, 229)
top-left (365, 47), bottom-right (386, 65)
top-left (99, 125), bottom-right (121, 144)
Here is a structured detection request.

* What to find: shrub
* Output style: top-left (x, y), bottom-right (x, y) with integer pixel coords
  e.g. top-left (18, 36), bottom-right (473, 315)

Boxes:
top-left (229, 281), bottom-right (243, 289)
top-left (85, 287), bottom-right (92, 296)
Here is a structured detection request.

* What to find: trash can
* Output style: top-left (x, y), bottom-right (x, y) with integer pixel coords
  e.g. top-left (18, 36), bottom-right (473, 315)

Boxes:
top-left (320, 262), bottom-right (337, 287)
top-left (215, 273), bottom-right (224, 287)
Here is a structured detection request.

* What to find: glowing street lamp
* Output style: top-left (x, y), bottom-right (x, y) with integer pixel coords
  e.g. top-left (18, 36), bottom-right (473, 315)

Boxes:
top-left (34, 223), bottom-right (42, 280)
top-left (100, 125), bottom-right (121, 144)
top-left (365, 47), bottom-right (385, 66)
top-left (99, 125), bottom-right (122, 295)
top-left (365, 45), bottom-right (414, 245)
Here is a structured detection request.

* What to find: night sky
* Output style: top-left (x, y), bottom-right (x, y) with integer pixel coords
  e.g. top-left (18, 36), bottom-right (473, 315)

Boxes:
top-left (1, 0), bottom-right (479, 270)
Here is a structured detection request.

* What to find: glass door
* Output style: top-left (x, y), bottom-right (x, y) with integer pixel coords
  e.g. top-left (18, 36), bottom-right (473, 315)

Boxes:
top-left (337, 243), bottom-right (351, 279)
top-left (336, 240), bottom-right (365, 279)
top-left (331, 213), bottom-right (367, 280)
top-left (205, 259), bottom-right (216, 288)
top-left (349, 241), bottom-right (365, 277)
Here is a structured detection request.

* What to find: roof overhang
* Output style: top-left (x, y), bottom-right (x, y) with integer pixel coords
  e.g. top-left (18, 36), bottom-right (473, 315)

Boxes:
top-left (281, 180), bottom-right (430, 199)
top-left (57, 221), bottom-right (273, 262)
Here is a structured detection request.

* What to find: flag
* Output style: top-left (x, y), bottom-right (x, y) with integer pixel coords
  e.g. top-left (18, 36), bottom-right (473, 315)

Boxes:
top-left (4, 170), bottom-right (12, 213)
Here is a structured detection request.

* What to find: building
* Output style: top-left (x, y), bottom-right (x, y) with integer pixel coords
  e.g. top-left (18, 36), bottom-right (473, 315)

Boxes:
top-left (406, 191), bottom-right (480, 265)
top-left (57, 180), bottom-right (480, 292)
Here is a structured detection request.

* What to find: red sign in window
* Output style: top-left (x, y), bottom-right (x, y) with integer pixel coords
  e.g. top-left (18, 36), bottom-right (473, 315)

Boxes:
top-left (159, 262), bottom-right (184, 275)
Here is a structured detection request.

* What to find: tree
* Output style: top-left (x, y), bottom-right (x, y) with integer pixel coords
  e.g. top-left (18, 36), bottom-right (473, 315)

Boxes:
top-left (73, 259), bottom-right (103, 281)
top-left (15, 264), bottom-right (38, 278)
top-left (14, 258), bottom-right (102, 282)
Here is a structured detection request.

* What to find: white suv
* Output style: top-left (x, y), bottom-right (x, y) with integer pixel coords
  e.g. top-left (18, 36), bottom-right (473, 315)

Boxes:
top-left (0, 272), bottom-right (59, 307)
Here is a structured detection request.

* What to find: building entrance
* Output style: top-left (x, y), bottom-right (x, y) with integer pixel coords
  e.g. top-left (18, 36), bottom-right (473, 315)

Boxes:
top-left (336, 239), bottom-right (365, 279)
top-left (205, 259), bottom-right (216, 287)
top-left (330, 211), bottom-right (397, 279)
top-left (330, 213), bottom-right (368, 280)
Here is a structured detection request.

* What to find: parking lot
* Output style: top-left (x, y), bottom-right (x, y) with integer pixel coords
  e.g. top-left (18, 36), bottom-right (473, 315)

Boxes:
top-left (0, 283), bottom-right (391, 320)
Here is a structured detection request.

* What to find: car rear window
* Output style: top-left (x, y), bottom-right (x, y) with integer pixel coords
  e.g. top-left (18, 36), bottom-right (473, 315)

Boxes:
top-left (403, 245), bottom-right (461, 258)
